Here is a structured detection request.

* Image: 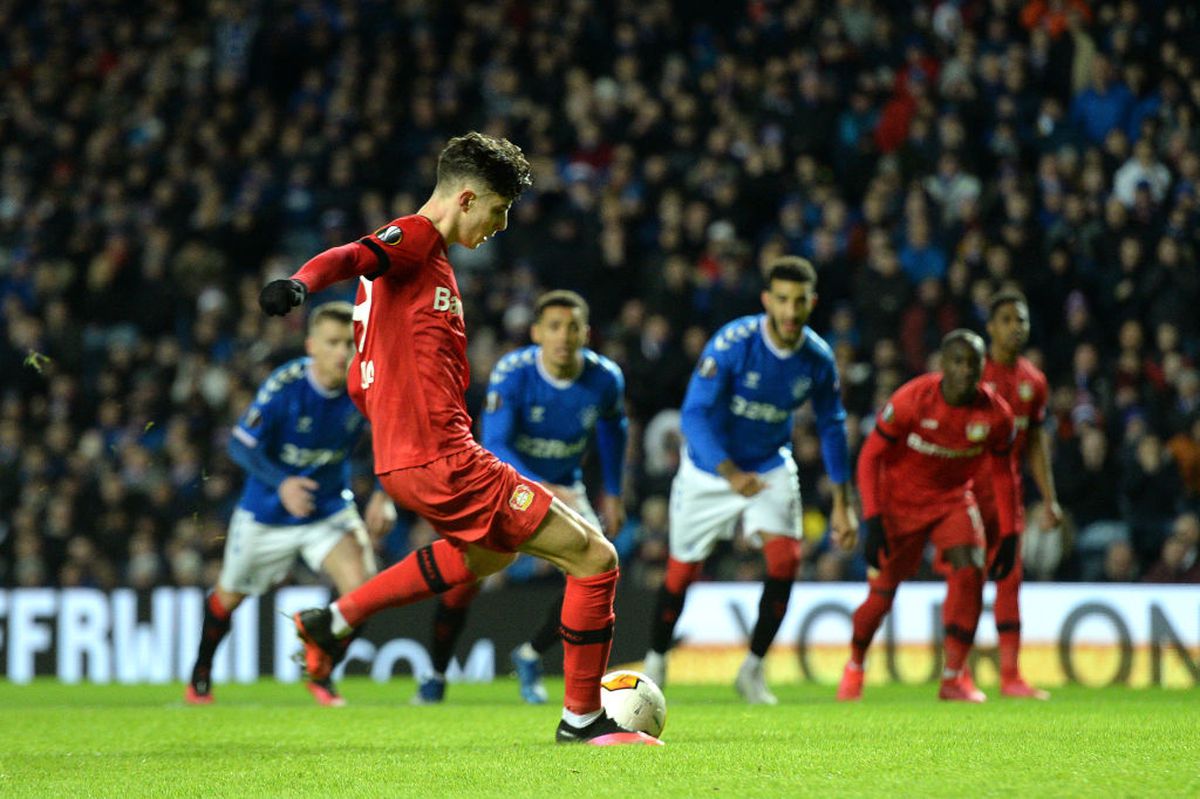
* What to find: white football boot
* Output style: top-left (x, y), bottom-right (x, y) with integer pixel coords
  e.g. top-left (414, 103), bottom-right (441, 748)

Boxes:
top-left (735, 654), bottom-right (778, 705)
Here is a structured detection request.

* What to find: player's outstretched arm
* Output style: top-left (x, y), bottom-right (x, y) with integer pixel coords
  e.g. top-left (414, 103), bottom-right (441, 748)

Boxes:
top-left (260, 239), bottom-right (386, 316)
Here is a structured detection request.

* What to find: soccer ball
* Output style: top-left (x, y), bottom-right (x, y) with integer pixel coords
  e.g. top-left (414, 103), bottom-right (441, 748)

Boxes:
top-left (600, 670), bottom-right (667, 738)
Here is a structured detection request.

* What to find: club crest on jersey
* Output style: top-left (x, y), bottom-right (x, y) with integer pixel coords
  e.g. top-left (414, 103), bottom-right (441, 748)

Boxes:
top-left (297, 416), bottom-right (313, 433)
top-left (698, 356), bottom-right (717, 378)
top-left (1018, 381), bottom-right (1034, 402)
top-left (509, 484), bottom-right (535, 512)
top-left (580, 406), bottom-right (598, 428)
top-left (791, 377), bottom-right (811, 399)
top-left (376, 225), bottom-right (403, 245)
top-left (744, 372), bottom-right (761, 389)
top-left (245, 407), bottom-right (263, 429)
top-left (966, 421), bottom-right (990, 442)
top-left (881, 403), bottom-right (895, 423)
top-left (486, 391), bottom-right (502, 413)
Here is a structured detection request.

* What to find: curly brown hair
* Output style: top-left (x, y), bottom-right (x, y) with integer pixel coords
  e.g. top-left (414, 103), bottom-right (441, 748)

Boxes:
top-left (436, 132), bottom-right (533, 201)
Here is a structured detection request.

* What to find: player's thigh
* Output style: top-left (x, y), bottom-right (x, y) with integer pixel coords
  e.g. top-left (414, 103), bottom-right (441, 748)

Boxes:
top-left (319, 533), bottom-right (375, 593)
top-left (300, 506), bottom-right (368, 572)
top-left (668, 460), bottom-right (747, 563)
top-left (930, 504), bottom-right (987, 569)
top-left (464, 543), bottom-right (518, 577)
top-left (742, 458), bottom-right (803, 546)
top-left (519, 498), bottom-right (616, 575)
top-left (218, 509), bottom-right (297, 596)
top-left (874, 516), bottom-right (929, 587)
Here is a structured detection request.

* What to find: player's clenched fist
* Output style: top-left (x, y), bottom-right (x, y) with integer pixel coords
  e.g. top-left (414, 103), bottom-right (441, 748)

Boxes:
top-left (259, 279), bottom-right (308, 316)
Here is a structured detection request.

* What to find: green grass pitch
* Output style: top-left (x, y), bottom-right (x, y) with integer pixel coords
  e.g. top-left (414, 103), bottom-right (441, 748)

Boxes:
top-left (1, 678), bottom-right (1196, 798)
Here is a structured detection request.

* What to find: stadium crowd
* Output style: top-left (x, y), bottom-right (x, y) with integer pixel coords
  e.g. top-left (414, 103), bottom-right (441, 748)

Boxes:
top-left (2, 0), bottom-right (1199, 593)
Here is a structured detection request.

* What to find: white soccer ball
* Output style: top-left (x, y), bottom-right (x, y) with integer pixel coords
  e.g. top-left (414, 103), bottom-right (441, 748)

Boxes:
top-left (600, 670), bottom-right (667, 738)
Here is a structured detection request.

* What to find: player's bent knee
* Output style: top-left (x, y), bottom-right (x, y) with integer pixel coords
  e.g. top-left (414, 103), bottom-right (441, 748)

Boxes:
top-left (944, 545), bottom-right (983, 571)
top-left (581, 531), bottom-right (617, 575)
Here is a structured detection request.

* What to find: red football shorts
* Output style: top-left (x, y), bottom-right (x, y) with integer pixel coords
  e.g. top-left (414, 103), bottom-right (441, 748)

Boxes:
top-left (878, 500), bottom-right (986, 584)
top-left (379, 442), bottom-right (554, 553)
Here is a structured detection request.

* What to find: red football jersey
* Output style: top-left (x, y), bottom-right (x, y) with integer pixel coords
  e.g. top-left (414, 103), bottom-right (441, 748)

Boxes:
top-left (292, 214), bottom-right (475, 472)
top-left (866, 372), bottom-right (1016, 518)
top-left (981, 355), bottom-right (1048, 462)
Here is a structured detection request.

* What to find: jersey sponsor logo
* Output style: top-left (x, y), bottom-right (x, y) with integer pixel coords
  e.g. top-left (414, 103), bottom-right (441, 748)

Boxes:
top-left (376, 225), bottom-right (403, 245)
top-left (905, 433), bottom-right (983, 459)
top-left (1018, 381), bottom-right (1034, 402)
top-left (698, 356), bottom-right (718, 378)
top-left (966, 422), bottom-right (990, 442)
top-left (509, 484), bottom-right (535, 512)
top-left (486, 391), bottom-right (502, 413)
top-left (432, 286), bottom-right (462, 315)
top-left (920, 418), bottom-right (939, 429)
top-left (279, 444), bottom-right (347, 468)
top-left (729, 395), bottom-right (790, 423)
top-left (515, 433), bottom-right (588, 459)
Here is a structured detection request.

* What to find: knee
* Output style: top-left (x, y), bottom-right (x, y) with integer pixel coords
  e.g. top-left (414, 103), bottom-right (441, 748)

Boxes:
top-left (944, 545), bottom-right (983, 572)
top-left (579, 530), bottom-right (617, 575)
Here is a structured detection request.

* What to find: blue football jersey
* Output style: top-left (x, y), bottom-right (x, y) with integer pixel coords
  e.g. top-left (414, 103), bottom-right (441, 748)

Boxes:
top-left (482, 346), bottom-right (626, 490)
top-left (681, 314), bottom-right (850, 480)
top-left (230, 357), bottom-right (366, 525)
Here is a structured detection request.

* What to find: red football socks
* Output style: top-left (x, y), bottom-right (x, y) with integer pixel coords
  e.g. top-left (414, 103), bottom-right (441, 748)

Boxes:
top-left (560, 568), bottom-right (618, 715)
top-left (850, 585), bottom-right (895, 666)
top-left (943, 565), bottom-right (984, 673)
top-left (336, 540), bottom-right (475, 628)
top-left (994, 561), bottom-right (1023, 678)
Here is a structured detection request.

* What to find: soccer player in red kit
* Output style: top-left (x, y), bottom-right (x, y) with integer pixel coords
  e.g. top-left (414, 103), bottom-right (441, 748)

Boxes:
top-left (837, 330), bottom-right (1020, 703)
top-left (977, 290), bottom-right (1061, 699)
top-left (257, 133), bottom-right (659, 746)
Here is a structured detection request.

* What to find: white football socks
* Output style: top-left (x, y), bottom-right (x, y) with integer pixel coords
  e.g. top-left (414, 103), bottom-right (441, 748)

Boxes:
top-left (562, 708), bottom-right (603, 728)
top-left (330, 603), bottom-right (351, 637)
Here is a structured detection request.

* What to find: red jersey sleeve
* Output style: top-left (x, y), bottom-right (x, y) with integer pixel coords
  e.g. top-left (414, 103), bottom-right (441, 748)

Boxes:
top-left (291, 217), bottom-right (433, 293)
top-left (858, 385), bottom-right (914, 517)
top-left (986, 394), bottom-right (1020, 536)
top-left (873, 386), bottom-right (913, 443)
top-left (1030, 368), bottom-right (1049, 426)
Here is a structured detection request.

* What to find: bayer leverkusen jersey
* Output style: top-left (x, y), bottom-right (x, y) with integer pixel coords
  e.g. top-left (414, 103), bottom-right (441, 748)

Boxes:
top-left (980, 355), bottom-right (1047, 463)
top-left (333, 214), bottom-right (476, 472)
top-left (873, 372), bottom-right (1016, 516)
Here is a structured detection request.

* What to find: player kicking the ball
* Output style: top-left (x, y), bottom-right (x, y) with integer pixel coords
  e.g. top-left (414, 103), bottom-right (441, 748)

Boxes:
top-left (259, 133), bottom-right (657, 745)
top-left (642, 257), bottom-right (857, 704)
top-left (977, 290), bottom-right (1060, 699)
top-left (838, 329), bottom-right (1020, 703)
top-left (413, 290), bottom-right (628, 706)
top-left (186, 302), bottom-right (384, 707)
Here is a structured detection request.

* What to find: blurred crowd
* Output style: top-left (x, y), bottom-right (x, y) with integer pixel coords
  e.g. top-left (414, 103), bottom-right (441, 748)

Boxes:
top-left (2, 0), bottom-right (1199, 593)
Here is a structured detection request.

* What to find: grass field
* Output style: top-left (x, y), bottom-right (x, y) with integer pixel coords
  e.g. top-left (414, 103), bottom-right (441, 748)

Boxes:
top-left (1, 677), bottom-right (1196, 798)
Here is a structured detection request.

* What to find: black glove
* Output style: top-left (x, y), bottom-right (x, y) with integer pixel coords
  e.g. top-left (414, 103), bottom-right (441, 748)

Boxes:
top-left (989, 534), bottom-right (1018, 581)
top-left (863, 516), bottom-right (889, 569)
top-left (259, 279), bottom-right (308, 316)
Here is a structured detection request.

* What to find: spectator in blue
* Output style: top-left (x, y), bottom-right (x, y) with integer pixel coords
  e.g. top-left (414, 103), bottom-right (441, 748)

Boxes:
top-left (1071, 54), bottom-right (1133, 146)
top-left (899, 215), bottom-right (947, 285)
